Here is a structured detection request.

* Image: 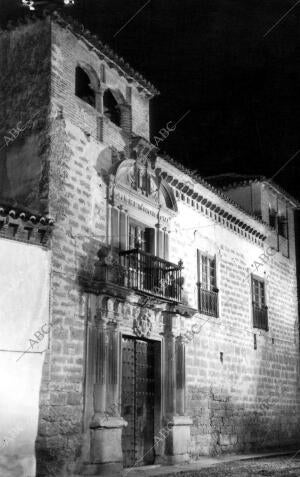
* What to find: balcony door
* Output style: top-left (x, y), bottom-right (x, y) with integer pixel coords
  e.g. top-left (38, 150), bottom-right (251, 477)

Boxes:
top-left (111, 207), bottom-right (169, 259)
top-left (121, 336), bottom-right (156, 468)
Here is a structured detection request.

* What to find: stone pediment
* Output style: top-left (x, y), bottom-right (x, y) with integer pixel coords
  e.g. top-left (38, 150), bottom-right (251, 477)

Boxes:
top-left (110, 154), bottom-right (177, 214)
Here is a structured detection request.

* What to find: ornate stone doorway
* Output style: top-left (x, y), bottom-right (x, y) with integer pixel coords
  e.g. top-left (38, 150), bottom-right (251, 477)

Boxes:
top-left (121, 336), bottom-right (158, 468)
top-left (80, 293), bottom-right (193, 475)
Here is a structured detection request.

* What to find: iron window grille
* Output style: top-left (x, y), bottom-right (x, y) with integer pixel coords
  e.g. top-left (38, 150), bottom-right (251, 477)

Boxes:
top-left (251, 276), bottom-right (268, 331)
top-left (197, 251), bottom-right (218, 317)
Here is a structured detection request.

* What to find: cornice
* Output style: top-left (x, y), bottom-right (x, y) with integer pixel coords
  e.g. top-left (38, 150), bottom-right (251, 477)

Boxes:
top-left (155, 159), bottom-right (268, 247)
top-left (0, 206), bottom-right (54, 247)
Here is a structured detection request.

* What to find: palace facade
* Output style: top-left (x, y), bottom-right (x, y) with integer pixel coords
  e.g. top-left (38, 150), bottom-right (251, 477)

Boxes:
top-left (0, 12), bottom-right (299, 477)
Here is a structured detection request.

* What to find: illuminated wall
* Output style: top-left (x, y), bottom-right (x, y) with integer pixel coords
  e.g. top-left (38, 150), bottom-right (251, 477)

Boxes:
top-left (0, 238), bottom-right (50, 477)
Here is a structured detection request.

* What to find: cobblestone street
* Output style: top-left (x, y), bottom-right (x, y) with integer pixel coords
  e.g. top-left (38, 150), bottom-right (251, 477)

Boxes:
top-left (192, 457), bottom-right (300, 477)
top-left (125, 455), bottom-right (300, 477)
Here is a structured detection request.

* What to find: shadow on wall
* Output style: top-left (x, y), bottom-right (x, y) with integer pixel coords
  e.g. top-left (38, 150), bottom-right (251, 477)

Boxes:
top-left (0, 134), bottom-right (49, 214)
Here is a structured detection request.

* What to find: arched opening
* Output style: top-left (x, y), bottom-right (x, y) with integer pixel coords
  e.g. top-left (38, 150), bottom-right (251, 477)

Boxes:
top-left (75, 66), bottom-right (96, 107)
top-left (103, 89), bottom-right (121, 127)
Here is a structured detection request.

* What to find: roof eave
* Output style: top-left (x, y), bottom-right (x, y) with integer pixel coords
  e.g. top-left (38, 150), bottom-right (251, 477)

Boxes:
top-left (52, 12), bottom-right (160, 98)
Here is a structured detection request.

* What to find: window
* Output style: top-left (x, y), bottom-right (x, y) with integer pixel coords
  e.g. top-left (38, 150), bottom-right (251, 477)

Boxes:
top-left (127, 220), bottom-right (168, 258)
top-left (129, 222), bottom-right (146, 251)
top-left (268, 203), bottom-right (289, 257)
top-left (269, 208), bottom-right (277, 229)
top-left (197, 251), bottom-right (218, 317)
top-left (252, 277), bottom-right (265, 308)
top-left (278, 215), bottom-right (288, 238)
top-left (75, 66), bottom-right (95, 107)
top-left (103, 89), bottom-right (121, 127)
top-left (111, 207), bottom-right (169, 259)
top-left (201, 255), bottom-right (216, 291)
top-left (252, 276), bottom-right (268, 331)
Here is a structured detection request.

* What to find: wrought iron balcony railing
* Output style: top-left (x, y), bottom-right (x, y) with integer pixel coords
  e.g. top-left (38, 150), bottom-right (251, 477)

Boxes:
top-left (197, 285), bottom-right (219, 317)
top-left (119, 249), bottom-right (183, 302)
top-left (253, 304), bottom-right (268, 331)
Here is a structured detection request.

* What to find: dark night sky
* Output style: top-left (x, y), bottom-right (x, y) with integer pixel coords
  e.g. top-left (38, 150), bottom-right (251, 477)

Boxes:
top-left (1, 0), bottom-right (300, 199)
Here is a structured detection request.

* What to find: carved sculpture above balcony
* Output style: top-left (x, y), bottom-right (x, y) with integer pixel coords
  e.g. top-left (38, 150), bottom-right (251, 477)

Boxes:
top-left (113, 157), bottom-right (159, 200)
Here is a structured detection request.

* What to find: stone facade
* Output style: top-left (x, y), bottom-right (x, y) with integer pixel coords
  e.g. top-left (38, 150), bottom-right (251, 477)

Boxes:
top-left (0, 12), bottom-right (299, 477)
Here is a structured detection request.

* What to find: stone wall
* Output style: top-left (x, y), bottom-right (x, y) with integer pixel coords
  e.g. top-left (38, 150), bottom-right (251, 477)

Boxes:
top-left (14, 18), bottom-right (153, 475)
top-left (38, 106), bottom-right (300, 473)
top-left (51, 20), bottom-right (150, 150)
top-left (41, 21), bottom-right (300, 470)
top-left (171, 197), bottom-right (300, 456)
top-left (36, 114), bottom-right (109, 475)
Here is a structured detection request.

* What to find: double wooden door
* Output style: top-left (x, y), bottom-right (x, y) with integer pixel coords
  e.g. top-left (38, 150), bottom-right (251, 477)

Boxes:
top-left (121, 336), bottom-right (155, 468)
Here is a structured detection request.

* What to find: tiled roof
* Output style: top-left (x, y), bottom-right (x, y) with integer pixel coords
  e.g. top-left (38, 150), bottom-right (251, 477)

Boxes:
top-left (159, 154), bottom-right (268, 226)
top-left (205, 173), bottom-right (265, 188)
top-left (52, 12), bottom-right (159, 97)
top-left (1, 10), bottom-right (159, 97)
top-left (206, 173), bottom-right (300, 207)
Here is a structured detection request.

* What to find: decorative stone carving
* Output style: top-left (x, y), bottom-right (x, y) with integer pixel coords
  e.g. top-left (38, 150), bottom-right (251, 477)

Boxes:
top-left (131, 135), bottom-right (158, 167)
top-left (124, 303), bottom-right (132, 321)
top-left (103, 251), bottom-right (116, 266)
top-left (133, 309), bottom-right (153, 338)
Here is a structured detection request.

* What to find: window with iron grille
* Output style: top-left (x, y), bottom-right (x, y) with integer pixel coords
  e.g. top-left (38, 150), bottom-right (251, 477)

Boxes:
top-left (197, 251), bottom-right (218, 317)
top-left (252, 276), bottom-right (268, 331)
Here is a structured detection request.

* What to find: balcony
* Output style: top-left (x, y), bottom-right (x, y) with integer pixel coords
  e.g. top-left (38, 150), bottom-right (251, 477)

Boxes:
top-left (198, 285), bottom-right (218, 317)
top-left (253, 304), bottom-right (268, 331)
top-left (119, 249), bottom-right (183, 302)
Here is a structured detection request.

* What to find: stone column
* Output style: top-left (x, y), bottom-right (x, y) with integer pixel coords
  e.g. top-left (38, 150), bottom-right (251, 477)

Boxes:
top-left (106, 322), bottom-right (119, 409)
top-left (176, 336), bottom-right (185, 416)
top-left (159, 312), bottom-right (192, 465)
top-left (120, 103), bottom-right (132, 157)
top-left (165, 329), bottom-right (176, 416)
top-left (96, 84), bottom-right (105, 141)
top-left (87, 299), bottom-right (127, 476)
top-left (94, 324), bottom-right (106, 416)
